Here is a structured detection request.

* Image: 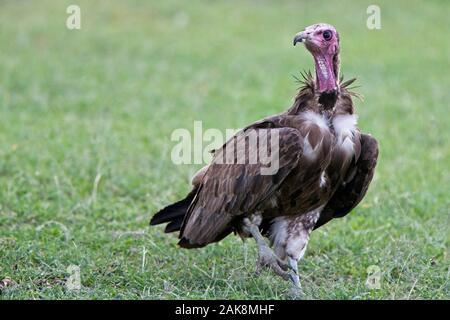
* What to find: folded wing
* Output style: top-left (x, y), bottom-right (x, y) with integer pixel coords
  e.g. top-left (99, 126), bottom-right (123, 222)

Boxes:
top-left (315, 133), bottom-right (379, 229)
top-left (179, 118), bottom-right (305, 248)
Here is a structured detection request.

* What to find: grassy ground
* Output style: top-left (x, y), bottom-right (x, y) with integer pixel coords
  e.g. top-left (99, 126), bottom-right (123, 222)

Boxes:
top-left (0, 0), bottom-right (448, 299)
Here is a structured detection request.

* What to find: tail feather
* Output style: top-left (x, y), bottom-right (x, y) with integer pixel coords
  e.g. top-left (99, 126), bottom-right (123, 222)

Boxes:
top-left (164, 217), bottom-right (184, 233)
top-left (150, 188), bottom-right (197, 233)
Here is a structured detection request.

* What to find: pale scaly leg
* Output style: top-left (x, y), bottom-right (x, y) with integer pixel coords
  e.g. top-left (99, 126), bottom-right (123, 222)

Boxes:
top-left (287, 256), bottom-right (303, 297)
top-left (286, 210), bottom-right (321, 296)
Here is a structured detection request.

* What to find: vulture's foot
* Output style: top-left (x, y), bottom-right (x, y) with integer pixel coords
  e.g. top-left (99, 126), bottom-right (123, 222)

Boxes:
top-left (255, 243), bottom-right (291, 281)
top-left (289, 284), bottom-right (304, 299)
top-left (243, 218), bottom-right (292, 282)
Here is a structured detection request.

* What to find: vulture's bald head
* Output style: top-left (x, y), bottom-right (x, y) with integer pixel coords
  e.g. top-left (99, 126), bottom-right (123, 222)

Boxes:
top-left (293, 23), bottom-right (340, 92)
top-left (293, 23), bottom-right (339, 55)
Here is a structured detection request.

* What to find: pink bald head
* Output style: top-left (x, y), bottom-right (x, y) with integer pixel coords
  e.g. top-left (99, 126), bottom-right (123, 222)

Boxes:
top-left (293, 23), bottom-right (340, 93)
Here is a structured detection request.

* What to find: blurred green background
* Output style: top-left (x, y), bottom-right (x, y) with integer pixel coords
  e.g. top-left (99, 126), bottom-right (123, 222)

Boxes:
top-left (0, 0), bottom-right (448, 299)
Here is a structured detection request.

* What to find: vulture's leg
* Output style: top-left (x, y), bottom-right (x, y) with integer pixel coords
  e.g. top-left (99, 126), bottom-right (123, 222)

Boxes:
top-left (287, 257), bottom-right (301, 289)
top-left (270, 209), bottom-right (322, 293)
top-left (242, 217), bottom-right (291, 282)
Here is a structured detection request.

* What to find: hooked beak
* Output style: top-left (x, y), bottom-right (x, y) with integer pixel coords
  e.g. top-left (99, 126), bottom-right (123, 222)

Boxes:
top-left (293, 31), bottom-right (307, 46)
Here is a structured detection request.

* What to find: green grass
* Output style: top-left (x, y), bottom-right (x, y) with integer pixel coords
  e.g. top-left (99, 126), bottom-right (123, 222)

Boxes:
top-left (0, 0), bottom-right (449, 299)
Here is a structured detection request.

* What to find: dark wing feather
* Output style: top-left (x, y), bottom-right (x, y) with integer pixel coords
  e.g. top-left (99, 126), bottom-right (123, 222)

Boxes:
top-left (178, 121), bottom-right (304, 248)
top-left (150, 187), bottom-right (198, 233)
top-left (314, 133), bottom-right (379, 229)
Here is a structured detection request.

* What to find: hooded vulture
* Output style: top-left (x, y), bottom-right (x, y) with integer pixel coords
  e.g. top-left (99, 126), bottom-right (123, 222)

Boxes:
top-left (150, 23), bottom-right (379, 290)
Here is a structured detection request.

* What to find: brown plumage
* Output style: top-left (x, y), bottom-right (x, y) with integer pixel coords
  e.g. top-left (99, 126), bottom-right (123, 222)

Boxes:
top-left (150, 23), bottom-right (379, 290)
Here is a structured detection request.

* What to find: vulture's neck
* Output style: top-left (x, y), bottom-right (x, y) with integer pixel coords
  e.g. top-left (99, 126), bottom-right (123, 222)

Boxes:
top-left (314, 53), bottom-right (340, 110)
top-left (288, 52), bottom-right (341, 115)
top-left (314, 53), bottom-right (338, 93)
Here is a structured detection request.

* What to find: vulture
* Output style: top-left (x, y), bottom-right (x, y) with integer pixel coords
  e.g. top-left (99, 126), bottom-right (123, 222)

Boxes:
top-left (150, 23), bottom-right (379, 290)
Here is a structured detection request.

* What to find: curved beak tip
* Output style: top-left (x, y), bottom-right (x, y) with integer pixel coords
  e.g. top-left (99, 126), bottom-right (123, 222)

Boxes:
top-left (293, 32), bottom-right (305, 46)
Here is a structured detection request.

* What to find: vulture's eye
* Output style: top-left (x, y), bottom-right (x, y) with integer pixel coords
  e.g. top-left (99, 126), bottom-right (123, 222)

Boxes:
top-left (323, 30), bottom-right (332, 41)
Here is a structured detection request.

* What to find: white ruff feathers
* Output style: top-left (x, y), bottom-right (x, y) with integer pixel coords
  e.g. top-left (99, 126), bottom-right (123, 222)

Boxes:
top-left (302, 111), bottom-right (328, 130)
top-left (301, 111), bottom-right (328, 160)
top-left (333, 114), bottom-right (358, 155)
